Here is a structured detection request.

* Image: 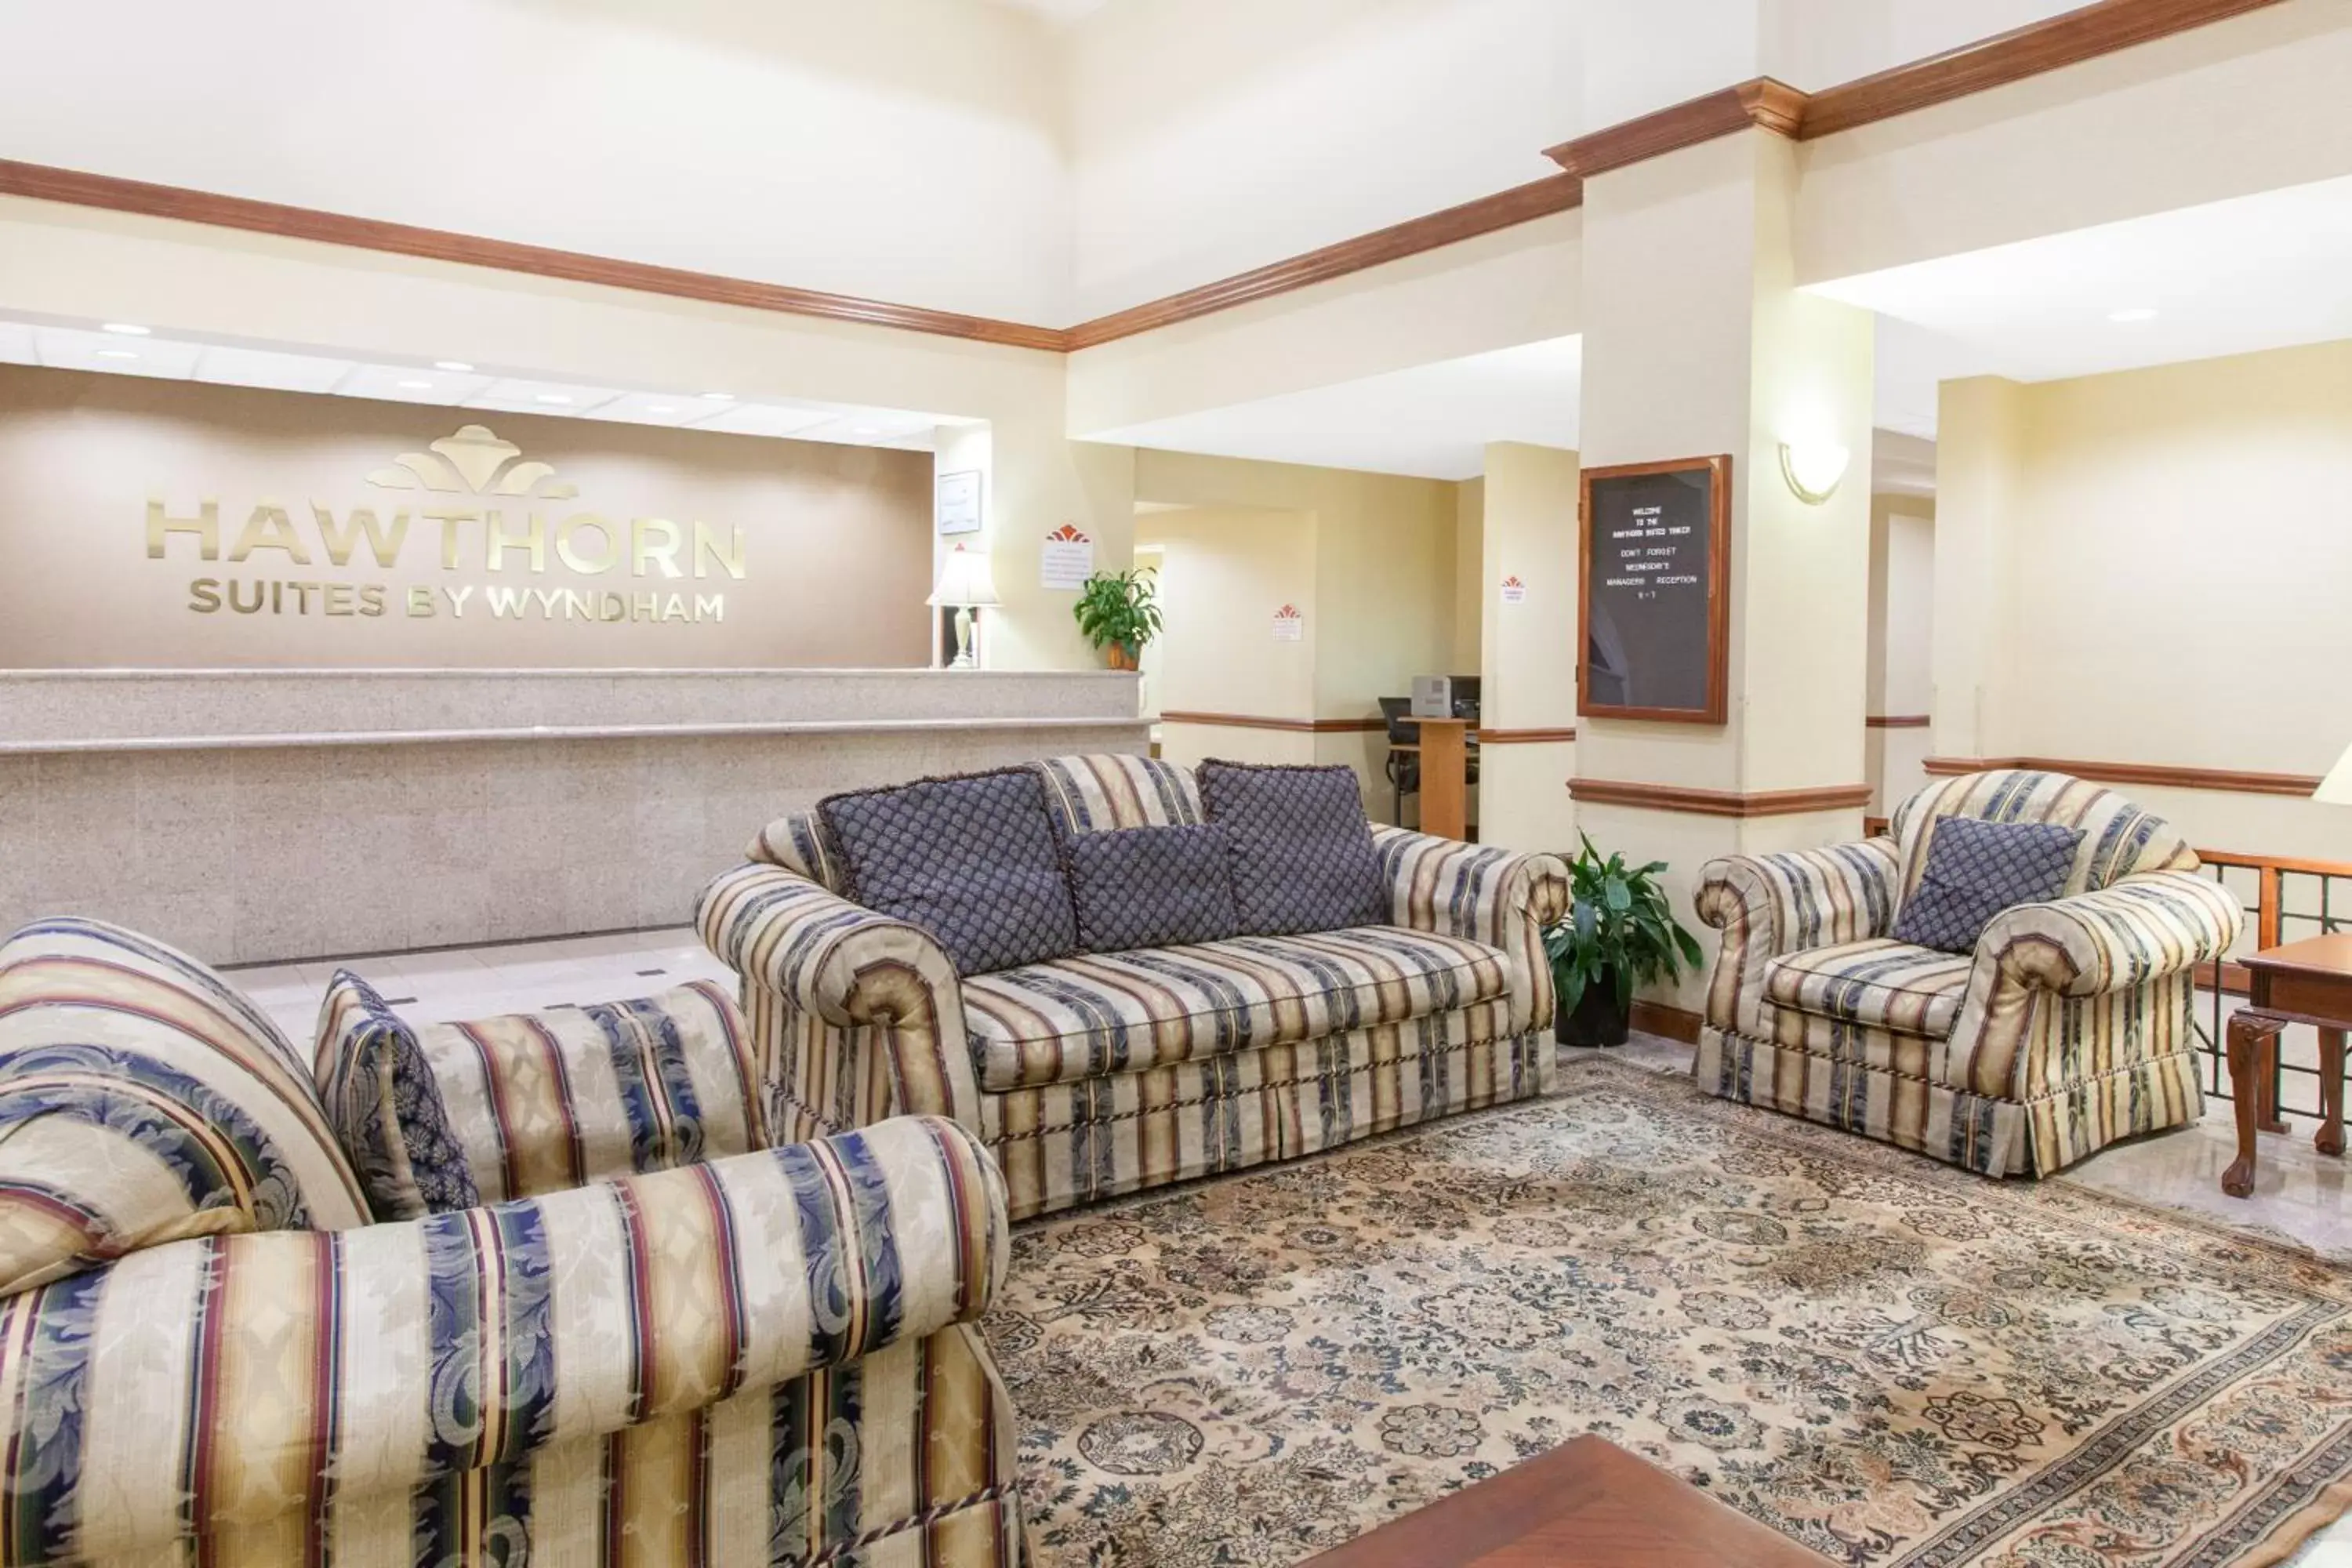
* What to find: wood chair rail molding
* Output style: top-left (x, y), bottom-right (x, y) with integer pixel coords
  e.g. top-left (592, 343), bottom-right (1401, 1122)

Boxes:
top-left (1476, 727), bottom-right (1579, 745)
top-left (1566, 778), bottom-right (1875, 818)
top-left (1866, 714), bottom-right (1932, 729)
top-left (1156, 710), bottom-right (1386, 734)
top-left (0, 2), bottom-right (2288, 355)
top-left (1922, 756), bottom-right (2325, 797)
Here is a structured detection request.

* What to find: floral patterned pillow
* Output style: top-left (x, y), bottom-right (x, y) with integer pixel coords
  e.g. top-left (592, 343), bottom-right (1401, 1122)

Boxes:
top-left (314, 971), bottom-right (483, 1220)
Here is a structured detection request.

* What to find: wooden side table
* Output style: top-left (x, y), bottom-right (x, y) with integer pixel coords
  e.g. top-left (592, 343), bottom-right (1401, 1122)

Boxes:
top-left (2222, 933), bottom-right (2351, 1198)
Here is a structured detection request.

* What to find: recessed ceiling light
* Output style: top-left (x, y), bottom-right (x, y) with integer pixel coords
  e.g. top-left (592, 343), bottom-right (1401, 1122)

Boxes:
top-left (852, 426), bottom-right (881, 436)
top-left (647, 405), bottom-right (677, 415)
top-left (96, 349), bottom-right (139, 360)
top-left (434, 361), bottom-right (474, 372)
top-left (534, 394), bottom-right (573, 405)
top-left (2107, 307), bottom-right (2158, 324)
top-left (397, 379), bottom-right (433, 390)
top-left (701, 391), bottom-right (733, 401)
top-left (100, 322), bottom-right (150, 336)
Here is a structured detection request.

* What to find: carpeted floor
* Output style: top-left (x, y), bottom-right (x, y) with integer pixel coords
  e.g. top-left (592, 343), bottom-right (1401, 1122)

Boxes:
top-left (982, 1054), bottom-right (2352, 1567)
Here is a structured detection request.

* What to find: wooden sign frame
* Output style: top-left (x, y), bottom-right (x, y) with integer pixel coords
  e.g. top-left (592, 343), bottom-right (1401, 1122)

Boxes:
top-left (1577, 454), bottom-right (1732, 725)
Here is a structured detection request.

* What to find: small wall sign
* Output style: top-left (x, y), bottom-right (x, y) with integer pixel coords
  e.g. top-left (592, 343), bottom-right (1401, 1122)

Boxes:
top-left (1500, 575), bottom-right (1527, 604)
top-left (936, 470), bottom-right (982, 535)
top-left (1272, 604), bottom-right (1305, 642)
top-left (1040, 523), bottom-right (1094, 589)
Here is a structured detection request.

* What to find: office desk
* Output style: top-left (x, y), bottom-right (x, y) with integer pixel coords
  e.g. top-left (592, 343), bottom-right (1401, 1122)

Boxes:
top-left (2222, 933), bottom-right (2350, 1198)
top-left (1406, 717), bottom-right (1472, 840)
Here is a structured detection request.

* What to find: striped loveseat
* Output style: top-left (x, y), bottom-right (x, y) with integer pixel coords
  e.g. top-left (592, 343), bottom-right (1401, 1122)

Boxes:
top-left (0, 916), bottom-right (1024, 1567)
top-left (699, 754), bottom-right (1570, 1221)
top-left (1693, 770), bottom-right (2243, 1177)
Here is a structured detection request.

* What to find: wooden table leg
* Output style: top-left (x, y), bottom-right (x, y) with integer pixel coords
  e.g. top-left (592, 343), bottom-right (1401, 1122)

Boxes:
top-left (2224, 1013), bottom-right (2283, 1199)
top-left (2318, 1026), bottom-right (2347, 1158)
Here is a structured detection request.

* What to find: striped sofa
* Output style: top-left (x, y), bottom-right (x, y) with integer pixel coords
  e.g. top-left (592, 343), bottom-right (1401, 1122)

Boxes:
top-left (700, 754), bottom-right (1571, 1221)
top-left (0, 916), bottom-right (1024, 1568)
top-left (1693, 770), bottom-right (2243, 1177)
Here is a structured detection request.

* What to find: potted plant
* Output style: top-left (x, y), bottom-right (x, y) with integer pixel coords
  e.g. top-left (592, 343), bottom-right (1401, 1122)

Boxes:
top-left (1072, 568), bottom-right (1163, 671)
top-left (1542, 834), bottom-right (1705, 1047)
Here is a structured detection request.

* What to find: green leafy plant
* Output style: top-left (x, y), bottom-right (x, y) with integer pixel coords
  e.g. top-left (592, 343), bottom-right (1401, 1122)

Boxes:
top-left (1541, 833), bottom-right (1705, 1016)
top-left (1071, 568), bottom-right (1163, 665)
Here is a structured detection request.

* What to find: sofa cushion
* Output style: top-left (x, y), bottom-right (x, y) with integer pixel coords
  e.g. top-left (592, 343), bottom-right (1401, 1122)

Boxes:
top-left (1892, 817), bottom-right (2083, 955)
top-left (1196, 760), bottom-right (1387, 938)
top-left (314, 971), bottom-right (483, 1220)
top-left (1889, 769), bottom-right (2194, 902)
top-left (0, 917), bottom-right (372, 1296)
top-left (965, 924), bottom-right (1510, 1091)
top-left (822, 768), bottom-right (1080, 976)
top-left (1065, 824), bottom-right (1240, 953)
top-left (745, 809), bottom-right (850, 893)
top-left (320, 978), bottom-right (765, 1210)
top-left (1035, 753), bottom-right (1206, 835)
top-left (1763, 938), bottom-right (1973, 1040)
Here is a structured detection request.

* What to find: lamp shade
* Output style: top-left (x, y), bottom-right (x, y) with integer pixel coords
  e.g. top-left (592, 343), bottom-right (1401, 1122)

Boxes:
top-left (927, 544), bottom-right (1001, 608)
top-left (2316, 740), bottom-right (2352, 806)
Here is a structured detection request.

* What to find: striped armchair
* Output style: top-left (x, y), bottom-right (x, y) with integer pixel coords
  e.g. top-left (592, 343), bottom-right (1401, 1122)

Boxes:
top-left (702, 754), bottom-right (1570, 1221)
top-left (0, 917), bottom-right (1023, 1568)
top-left (1693, 770), bottom-right (2242, 1177)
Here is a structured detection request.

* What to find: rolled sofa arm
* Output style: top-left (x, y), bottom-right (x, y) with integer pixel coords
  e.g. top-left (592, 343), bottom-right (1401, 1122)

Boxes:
top-left (1695, 838), bottom-right (1901, 1033)
top-left (0, 1116), bottom-right (1006, 1568)
top-left (1975, 869), bottom-right (2242, 998)
top-left (697, 862), bottom-right (980, 1125)
top-left (1372, 827), bottom-right (1570, 1034)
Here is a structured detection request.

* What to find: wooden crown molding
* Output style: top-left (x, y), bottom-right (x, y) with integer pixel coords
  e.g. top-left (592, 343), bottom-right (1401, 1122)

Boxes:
top-left (0, 159), bottom-right (1071, 354)
top-left (1923, 755), bottom-right (2324, 798)
top-left (1157, 710), bottom-right (1385, 734)
top-left (1797, 0), bottom-right (2292, 140)
top-left (1865, 714), bottom-right (1932, 730)
top-left (1062, 173), bottom-right (1582, 351)
top-left (1566, 778), bottom-right (1874, 818)
top-left (1544, 78), bottom-right (1806, 178)
top-left (1476, 727), bottom-right (1578, 746)
top-left (0, 4), bottom-right (2288, 357)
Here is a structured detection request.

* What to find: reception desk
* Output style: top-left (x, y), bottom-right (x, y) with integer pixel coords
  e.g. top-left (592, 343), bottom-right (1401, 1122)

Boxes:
top-left (0, 668), bottom-right (1145, 964)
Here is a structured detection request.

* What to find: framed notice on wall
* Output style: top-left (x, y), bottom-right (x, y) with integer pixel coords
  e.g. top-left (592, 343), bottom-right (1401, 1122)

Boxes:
top-left (1578, 454), bottom-right (1731, 724)
top-left (936, 470), bottom-right (982, 535)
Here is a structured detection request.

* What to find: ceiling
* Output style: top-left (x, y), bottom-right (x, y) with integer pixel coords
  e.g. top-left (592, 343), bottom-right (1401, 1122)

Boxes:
top-left (1090, 336), bottom-right (1584, 482)
top-left (0, 316), bottom-right (956, 452)
top-left (1813, 172), bottom-right (2352, 420)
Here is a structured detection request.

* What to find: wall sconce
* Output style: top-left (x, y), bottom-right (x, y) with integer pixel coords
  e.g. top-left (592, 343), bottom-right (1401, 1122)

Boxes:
top-left (1778, 441), bottom-right (1851, 506)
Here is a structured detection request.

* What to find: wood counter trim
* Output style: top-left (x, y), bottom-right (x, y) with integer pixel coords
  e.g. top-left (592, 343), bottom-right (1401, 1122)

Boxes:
top-left (1567, 778), bottom-right (1875, 818)
top-left (1477, 727), bottom-right (1578, 745)
top-left (1544, 78), bottom-right (1806, 176)
top-left (1922, 756), bottom-right (2323, 797)
top-left (1158, 711), bottom-right (1387, 734)
top-left (1866, 715), bottom-right (1932, 729)
top-left (0, 159), bottom-right (1071, 354)
top-left (1796, 0), bottom-right (2293, 140)
top-left (1064, 173), bottom-right (1584, 350)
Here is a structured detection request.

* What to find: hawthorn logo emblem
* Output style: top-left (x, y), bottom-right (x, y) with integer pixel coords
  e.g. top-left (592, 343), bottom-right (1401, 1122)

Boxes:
top-left (365, 424), bottom-right (579, 499)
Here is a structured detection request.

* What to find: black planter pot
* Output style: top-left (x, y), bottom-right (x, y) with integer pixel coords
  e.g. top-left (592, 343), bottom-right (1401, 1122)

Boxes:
top-left (1556, 969), bottom-right (1632, 1048)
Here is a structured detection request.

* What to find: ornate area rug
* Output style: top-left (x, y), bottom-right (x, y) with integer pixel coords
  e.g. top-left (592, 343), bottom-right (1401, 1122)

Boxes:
top-left (982, 1056), bottom-right (2352, 1567)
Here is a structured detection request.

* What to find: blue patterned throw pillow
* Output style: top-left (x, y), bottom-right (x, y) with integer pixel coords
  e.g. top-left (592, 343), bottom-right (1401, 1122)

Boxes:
top-left (1064, 824), bottom-right (1239, 953)
top-left (1890, 817), bottom-right (2084, 955)
top-left (314, 971), bottom-right (483, 1220)
top-left (1197, 760), bottom-right (1388, 938)
top-left (822, 768), bottom-right (1080, 975)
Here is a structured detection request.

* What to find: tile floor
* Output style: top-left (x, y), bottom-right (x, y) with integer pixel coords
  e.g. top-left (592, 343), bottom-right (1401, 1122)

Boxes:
top-left (232, 935), bottom-right (2352, 1563)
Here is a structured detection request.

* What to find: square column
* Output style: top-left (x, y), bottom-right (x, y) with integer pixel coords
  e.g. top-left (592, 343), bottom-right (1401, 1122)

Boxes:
top-left (1477, 441), bottom-right (1581, 852)
top-left (1572, 128), bottom-right (1875, 1012)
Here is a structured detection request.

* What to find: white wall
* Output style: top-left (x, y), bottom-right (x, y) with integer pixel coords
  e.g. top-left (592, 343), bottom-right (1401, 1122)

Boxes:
top-left (0, 0), bottom-right (1075, 324)
top-left (1866, 495), bottom-right (1934, 813)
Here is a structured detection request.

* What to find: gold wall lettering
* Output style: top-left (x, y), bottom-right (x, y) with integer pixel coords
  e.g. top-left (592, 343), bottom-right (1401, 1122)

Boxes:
top-left (146, 425), bottom-right (743, 628)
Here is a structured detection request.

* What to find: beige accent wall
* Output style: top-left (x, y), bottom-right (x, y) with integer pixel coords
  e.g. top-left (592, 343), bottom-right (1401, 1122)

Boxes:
top-left (1934, 342), bottom-right (2352, 860)
top-left (1134, 451), bottom-right (1462, 819)
top-left (1867, 493), bottom-right (1934, 813)
top-left (0, 368), bottom-right (933, 669)
top-left (1475, 441), bottom-right (1581, 854)
top-left (0, 196), bottom-right (1133, 675)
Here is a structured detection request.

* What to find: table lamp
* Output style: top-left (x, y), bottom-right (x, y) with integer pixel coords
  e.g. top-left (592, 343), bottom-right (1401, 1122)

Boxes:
top-left (928, 544), bottom-right (1000, 670)
top-left (2316, 740), bottom-right (2352, 806)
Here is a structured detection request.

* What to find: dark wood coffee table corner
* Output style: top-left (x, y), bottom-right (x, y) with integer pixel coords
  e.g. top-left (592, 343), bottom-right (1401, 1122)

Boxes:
top-left (2223, 934), bottom-right (2351, 1199)
top-left (1301, 1434), bottom-right (1831, 1567)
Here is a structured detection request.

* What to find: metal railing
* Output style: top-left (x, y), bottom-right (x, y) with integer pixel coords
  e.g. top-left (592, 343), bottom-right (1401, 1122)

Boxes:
top-left (2192, 848), bottom-right (2352, 1120)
